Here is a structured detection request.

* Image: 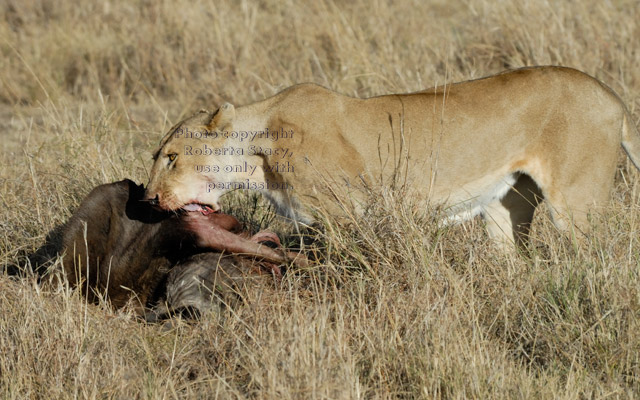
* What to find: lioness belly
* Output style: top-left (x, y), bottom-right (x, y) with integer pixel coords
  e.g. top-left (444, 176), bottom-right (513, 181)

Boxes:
top-left (440, 173), bottom-right (519, 225)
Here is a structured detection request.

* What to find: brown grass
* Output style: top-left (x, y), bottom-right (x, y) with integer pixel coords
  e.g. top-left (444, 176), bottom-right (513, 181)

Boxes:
top-left (2, 0), bottom-right (640, 398)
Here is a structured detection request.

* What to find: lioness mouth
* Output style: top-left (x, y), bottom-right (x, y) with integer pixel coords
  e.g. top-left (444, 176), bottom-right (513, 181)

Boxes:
top-left (181, 203), bottom-right (216, 215)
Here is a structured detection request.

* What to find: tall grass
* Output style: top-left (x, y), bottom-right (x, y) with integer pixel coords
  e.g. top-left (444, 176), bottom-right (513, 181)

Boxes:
top-left (1, 0), bottom-right (639, 397)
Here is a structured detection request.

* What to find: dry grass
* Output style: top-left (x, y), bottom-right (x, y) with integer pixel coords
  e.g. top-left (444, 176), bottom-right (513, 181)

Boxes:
top-left (2, 0), bottom-right (640, 398)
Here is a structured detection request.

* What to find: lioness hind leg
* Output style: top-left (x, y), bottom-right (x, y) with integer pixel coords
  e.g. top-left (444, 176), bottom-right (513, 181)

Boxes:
top-left (484, 174), bottom-right (543, 249)
top-left (544, 196), bottom-right (600, 245)
top-left (544, 199), bottom-right (592, 245)
top-left (542, 171), bottom-right (614, 245)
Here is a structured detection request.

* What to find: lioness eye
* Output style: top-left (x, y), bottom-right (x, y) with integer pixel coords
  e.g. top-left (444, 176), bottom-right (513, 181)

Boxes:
top-left (168, 154), bottom-right (177, 162)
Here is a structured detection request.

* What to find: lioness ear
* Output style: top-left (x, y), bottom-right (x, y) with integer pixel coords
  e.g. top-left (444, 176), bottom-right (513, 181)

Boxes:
top-left (208, 103), bottom-right (235, 130)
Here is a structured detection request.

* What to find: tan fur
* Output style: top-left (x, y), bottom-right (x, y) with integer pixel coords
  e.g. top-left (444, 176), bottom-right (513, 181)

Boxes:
top-left (146, 66), bottom-right (640, 248)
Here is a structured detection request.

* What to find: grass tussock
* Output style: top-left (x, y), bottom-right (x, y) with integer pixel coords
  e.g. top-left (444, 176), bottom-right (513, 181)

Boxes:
top-left (1, 0), bottom-right (640, 398)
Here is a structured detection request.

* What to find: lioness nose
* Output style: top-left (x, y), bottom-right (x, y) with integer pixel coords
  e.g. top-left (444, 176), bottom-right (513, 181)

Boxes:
top-left (143, 191), bottom-right (160, 206)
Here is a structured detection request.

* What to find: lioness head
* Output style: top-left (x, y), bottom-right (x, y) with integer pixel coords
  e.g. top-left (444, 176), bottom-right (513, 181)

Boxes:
top-left (145, 103), bottom-right (263, 214)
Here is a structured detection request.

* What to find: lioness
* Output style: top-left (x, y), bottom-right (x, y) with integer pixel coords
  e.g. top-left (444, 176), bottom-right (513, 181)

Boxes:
top-left (145, 66), bottom-right (640, 248)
